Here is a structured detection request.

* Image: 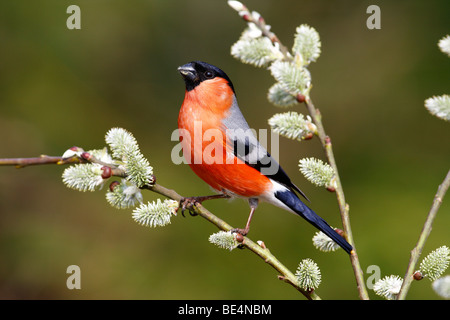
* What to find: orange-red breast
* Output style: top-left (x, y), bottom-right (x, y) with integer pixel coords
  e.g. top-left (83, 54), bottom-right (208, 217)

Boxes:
top-left (177, 61), bottom-right (352, 254)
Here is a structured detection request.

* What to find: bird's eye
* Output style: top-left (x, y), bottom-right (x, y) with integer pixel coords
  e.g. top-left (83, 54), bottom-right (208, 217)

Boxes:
top-left (204, 71), bottom-right (214, 79)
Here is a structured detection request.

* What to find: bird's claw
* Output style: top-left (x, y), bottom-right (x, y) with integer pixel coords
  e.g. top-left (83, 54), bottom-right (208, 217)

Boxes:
top-left (179, 197), bottom-right (200, 217)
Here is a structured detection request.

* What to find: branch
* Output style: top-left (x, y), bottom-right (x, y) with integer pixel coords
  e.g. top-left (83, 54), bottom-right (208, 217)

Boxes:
top-left (0, 155), bottom-right (82, 167)
top-left (397, 169), bottom-right (450, 300)
top-left (147, 184), bottom-right (320, 300)
top-left (1, 155), bottom-right (320, 300)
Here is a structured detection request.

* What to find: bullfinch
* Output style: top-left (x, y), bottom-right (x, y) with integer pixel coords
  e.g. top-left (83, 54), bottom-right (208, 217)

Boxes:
top-left (177, 61), bottom-right (352, 254)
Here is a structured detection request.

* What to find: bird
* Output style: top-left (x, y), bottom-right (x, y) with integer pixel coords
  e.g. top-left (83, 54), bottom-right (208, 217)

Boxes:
top-left (177, 60), bottom-right (353, 254)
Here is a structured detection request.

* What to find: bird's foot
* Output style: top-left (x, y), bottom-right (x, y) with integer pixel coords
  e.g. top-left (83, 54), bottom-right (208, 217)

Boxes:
top-left (179, 194), bottom-right (230, 217)
top-left (179, 197), bottom-right (201, 217)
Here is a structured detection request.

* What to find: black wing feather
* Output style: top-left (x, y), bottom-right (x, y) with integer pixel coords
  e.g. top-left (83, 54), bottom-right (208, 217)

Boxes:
top-left (231, 137), bottom-right (310, 202)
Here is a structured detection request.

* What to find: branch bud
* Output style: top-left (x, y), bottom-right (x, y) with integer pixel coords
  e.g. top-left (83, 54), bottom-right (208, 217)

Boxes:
top-left (413, 271), bottom-right (424, 281)
top-left (80, 152), bottom-right (92, 161)
top-left (101, 166), bottom-right (112, 179)
top-left (109, 180), bottom-right (120, 191)
top-left (296, 93), bottom-right (306, 103)
top-left (61, 146), bottom-right (85, 159)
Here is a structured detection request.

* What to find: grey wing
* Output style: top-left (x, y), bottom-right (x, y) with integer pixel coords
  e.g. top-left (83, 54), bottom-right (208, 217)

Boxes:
top-left (221, 97), bottom-right (310, 201)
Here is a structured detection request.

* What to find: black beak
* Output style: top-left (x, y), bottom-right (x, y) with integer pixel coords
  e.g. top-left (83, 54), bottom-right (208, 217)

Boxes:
top-left (178, 63), bottom-right (198, 82)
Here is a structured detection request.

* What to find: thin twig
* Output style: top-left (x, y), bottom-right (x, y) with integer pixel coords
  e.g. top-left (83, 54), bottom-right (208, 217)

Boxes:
top-left (0, 155), bottom-right (81, 167)
top-left (397, 169), bottom-right (450, 300)
top-left (304, 97), bottom-right (369, 300)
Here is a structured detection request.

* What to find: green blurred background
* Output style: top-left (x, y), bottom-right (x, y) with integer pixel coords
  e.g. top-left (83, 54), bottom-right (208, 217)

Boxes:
top-left (0, 0), bottom-right (449, 300)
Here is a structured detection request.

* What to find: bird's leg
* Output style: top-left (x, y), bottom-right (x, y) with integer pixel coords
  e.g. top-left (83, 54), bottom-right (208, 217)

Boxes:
top-left (180, 193), bottom-right (230, 217)
top-left (232, 198), bottom-right (259, 236)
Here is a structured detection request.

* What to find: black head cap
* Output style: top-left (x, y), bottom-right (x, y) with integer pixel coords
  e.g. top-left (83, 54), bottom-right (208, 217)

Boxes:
top-left (178, 61), bottom-right (235, 93)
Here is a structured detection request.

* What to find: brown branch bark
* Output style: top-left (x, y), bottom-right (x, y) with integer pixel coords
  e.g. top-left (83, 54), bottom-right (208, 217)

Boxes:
top-left (0, 155), bottom-right (81, 167)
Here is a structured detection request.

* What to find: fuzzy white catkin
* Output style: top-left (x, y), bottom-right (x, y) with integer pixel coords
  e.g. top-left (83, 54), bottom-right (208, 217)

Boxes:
top-left (105, 127), bottom-right (154, 187)
top-left (299, 158), bottom-right (334, 187)
top-left (231, 37), bottom-right (283, 68)
top-left (268, 112), bottom-right (315, 141)
top-left (312, 230), bottom-right (340, 252)
top-left (209, 231), bottom-right (239, 251)
top-left (132, 199), bottom-right (178, 228)
top-left (295, 259), bottom-right (322, 290)
top-left (270, 61), bottom-right (311, 96)
top-left (292, 24), bottom-right (321, 65)
top-left (267, 83), bottom-right (298, 107)
top-left (425, 95), bottom-right (450, 121)
top-left (419, 246), bottom-right (450, 281)
top-left (62, 163), bottom-right (104, 192)
top-left (373, 275), bottom-right (403, 300)
top-left (438, 35), bottom-right (450, 57)
top-left (432, 275), bottom-right (450, 299)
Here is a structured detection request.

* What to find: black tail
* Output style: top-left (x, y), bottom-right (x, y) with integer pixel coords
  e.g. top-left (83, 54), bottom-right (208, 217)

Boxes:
top-left (275, 190), bottom-right (353, 254)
